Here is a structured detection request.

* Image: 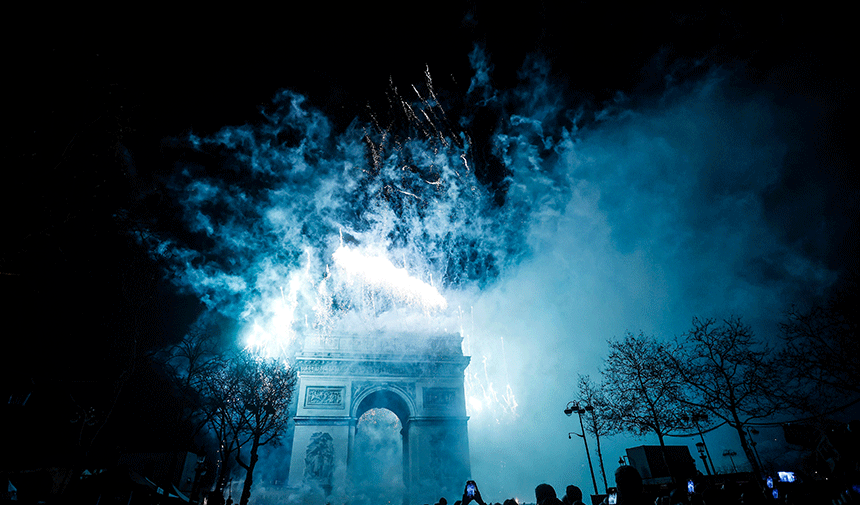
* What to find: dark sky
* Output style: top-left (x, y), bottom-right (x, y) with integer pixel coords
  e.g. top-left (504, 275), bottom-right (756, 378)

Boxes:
top-left (3, 3), bottom-right (857, 501)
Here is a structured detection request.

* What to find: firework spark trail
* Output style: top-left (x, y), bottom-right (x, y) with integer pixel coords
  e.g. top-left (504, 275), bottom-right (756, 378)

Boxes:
top-left (459, 305), bottom-right (519, 421)
top-left (500, 336), bottom-right (518, 415)
top-left (145, 48), bottom-right (570, 365)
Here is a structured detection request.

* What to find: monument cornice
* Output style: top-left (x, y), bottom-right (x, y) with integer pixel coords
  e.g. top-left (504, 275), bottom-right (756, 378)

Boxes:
top-left (406, 416), bottom-right (470, 425)
top-left (296, 356), bottom-right (470, 377)
top-left (293, 416), bottom-right (356, 426)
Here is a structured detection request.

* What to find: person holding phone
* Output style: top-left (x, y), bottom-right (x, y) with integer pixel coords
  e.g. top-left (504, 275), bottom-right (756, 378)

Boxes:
top-left (462, 480), bottom-right (487, 505)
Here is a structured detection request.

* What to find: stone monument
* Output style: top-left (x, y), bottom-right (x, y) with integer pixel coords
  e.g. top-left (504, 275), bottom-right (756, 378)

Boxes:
top-left (287, 331), bottom-right (471, 504)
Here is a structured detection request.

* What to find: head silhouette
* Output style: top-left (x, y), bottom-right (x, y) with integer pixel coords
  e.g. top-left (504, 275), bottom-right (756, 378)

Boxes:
top-left (566, 485), bottom-right (583, 501)
top-left (536, 483), bottom-right (558, 504)
top-left (615, 465), bottom-right (643, 502)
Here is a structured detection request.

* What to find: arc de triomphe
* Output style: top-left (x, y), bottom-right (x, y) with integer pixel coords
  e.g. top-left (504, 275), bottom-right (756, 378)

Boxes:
top-left (287, 331), bottom-right (472, 504)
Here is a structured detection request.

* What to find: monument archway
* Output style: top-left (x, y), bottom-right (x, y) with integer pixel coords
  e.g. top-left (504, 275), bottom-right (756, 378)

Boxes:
top-left (287, 332), bottom-right (471, 504)
top-left (350, 396), bottom-right (408, 503)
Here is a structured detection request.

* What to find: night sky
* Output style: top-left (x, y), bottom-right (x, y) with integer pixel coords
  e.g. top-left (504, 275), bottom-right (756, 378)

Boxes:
top-left (3, 3), bottom-right (856, 503)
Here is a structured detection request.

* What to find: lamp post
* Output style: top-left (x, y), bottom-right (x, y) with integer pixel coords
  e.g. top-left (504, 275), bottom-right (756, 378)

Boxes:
top-left (565, 401), bottom-right (598, 495)
top-left (722, 450), bottom-right (738, 473)
top-left (689, 413), bottom-right (716, 475)
top-left (584, 403), bottom-right (609, 492)
top-left (746, 427), bottom-right (764, 473)
top-left (695, 442), bottom-right (711, 476)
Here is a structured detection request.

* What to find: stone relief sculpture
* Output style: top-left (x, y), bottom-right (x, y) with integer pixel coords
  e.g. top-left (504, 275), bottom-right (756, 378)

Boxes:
top-left (304, 432), bottom-right (335, 490)
top-left (423, 387), bottom-right (458, 407)
top-left (305, 387), bottom-right (344, 408)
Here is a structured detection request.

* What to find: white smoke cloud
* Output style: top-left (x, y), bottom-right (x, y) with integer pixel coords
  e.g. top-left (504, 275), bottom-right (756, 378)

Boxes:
top-left (460, 64), bottom-right (839, 501)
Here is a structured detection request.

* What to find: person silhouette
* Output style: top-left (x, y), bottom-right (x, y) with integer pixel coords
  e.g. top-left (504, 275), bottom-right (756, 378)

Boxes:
top-left (614, 465), bottom-right (645, 505)
top-left (536, 483), bottom-right (564, 505)
top-left (563, 485), bottom-right (585, 505)
top-left (462, 480), bottom-right (486, 505)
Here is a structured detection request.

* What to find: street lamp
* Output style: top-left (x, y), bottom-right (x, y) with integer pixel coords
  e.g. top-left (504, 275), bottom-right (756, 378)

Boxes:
top-left (746, 427), bottom-right (764, 473)
top-left (684, 412), bottom-right (716, 475)
top-left (695, 442), bottom-right (711, 476)
top-left (565, 401), bottom-right (598, 495)
top-left (722, 450), bottom-right (738, 473)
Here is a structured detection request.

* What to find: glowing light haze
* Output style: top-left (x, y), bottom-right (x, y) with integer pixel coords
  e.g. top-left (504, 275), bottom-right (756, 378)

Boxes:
top-left (332, 244), bottom-right (448, 312)
top-left (150, 67), bottom-right (529, 431)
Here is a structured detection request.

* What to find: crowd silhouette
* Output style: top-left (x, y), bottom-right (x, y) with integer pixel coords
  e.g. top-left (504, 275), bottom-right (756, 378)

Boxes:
top-left (416, 465), bottom-right (859, 505)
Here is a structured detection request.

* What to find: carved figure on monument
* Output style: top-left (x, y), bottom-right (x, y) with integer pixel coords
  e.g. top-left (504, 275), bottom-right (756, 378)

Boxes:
top-left (306, 386), bottom-right (344, 408)
top-left (304, 432), bottom-right (335, 489)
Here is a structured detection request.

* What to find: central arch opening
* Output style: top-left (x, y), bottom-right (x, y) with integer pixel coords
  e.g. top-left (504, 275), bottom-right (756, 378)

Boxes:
top-left (353, 408), bottom-right (404, 503)
top-left (351, 390), bottom-right (411, 505)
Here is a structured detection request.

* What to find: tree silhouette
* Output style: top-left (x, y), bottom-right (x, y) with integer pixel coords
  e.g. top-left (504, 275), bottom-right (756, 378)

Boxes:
top-left (600, 332), bottom-right (693, 447)
top-left (671, 316), bottom-right (780, 476)
top-left (155, 320), bottom-right (224, 445)
top-left (157, 331), bottom-right (297, 505)
top-left (778, 282), bottom-right (859, 409)
top-left (200, 353), bottom-right (243, 505)
top-left (232, 353), bottom-right (297, 505)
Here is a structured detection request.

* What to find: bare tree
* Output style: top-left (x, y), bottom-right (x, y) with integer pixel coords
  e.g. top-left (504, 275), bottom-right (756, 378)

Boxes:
top-left (600, 332), bottom-right (694, 447)
top-left (200, 354), bottom-right (244, 505)
top-left (166, 343), bottom-right (297, 505)
top-left (153, 319), bottom-right (299, 505)
top-left (577, 374), bottom-right (617, 492)
top-left (671, 317), bottom-right (781, 476)
top-left (232, 353), bottom-right (298, 505)
top-left (778, 282), bottom-right (859, 408)
top-left (156, 320), bottom-right (224, 442)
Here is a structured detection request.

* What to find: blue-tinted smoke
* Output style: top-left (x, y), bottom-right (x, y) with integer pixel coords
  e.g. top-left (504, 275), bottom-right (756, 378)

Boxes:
top-left (146, 50), bottom-right (580, 344)
top-left (145, 45), bottom-right (836, 356)
top-left (143, 44), bottom-right (843, 501)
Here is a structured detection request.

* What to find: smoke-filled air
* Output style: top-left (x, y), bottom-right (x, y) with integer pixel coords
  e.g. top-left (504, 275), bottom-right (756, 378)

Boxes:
top-left (140, 43), bottom-right (845, 502)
